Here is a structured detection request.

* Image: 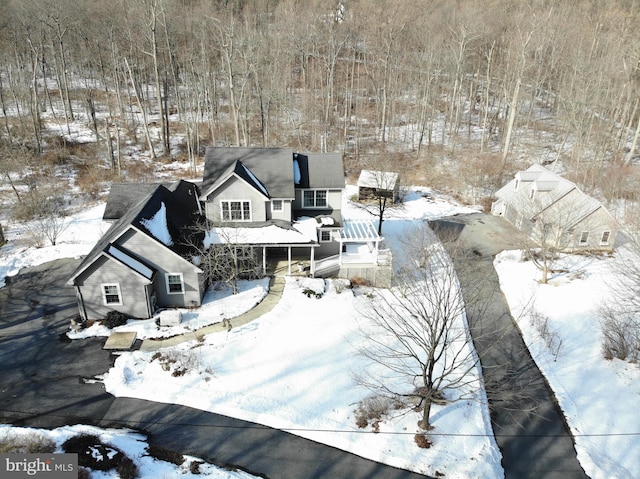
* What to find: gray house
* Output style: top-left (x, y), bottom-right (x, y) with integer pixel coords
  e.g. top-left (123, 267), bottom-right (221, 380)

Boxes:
top-left (491, 164), bottom-right (621, 252)
top-left (67, 180), bottom-right (205, 320)
top-left (70, 148), bottom-right (390, 320)
top-left (200, 147), bottom-right (384, 276)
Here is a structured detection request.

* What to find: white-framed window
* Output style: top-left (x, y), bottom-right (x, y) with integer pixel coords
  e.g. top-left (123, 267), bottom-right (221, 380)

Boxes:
top-left (529, 188), bottom-right (536, 200)
top-left (102, 283), bottom-right (122, 305)
top-left (221, 200), bottom-right (251, 221)
top-left (320, 229), bottom-right (332, 242)
top-left (271, 199), bottom-right (283, 212)
top-left (579, 231), bottom-right (589, 245)
top-left (514, 179), bottom-right (520, 190)
top-left (303, 190), bottom-right (328, 208)
top-left (600, 230), bottom-right (611, 245)
top-left (166, 273), bottom-right (184, 294)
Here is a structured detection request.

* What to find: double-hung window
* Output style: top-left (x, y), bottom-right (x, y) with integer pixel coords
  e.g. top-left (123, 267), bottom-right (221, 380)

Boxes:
top-left (166, 273), bottom-right (184, 294)
top-left (102, 284), bottom-right (122, 305)
top-left (303, 190), bottom-right (328, 208)
top-left (271, 199), bottom-right (283, 212)
top-left (221, 200), bottom-right (251, 221)
top-left (579, 231), bottom-right (589, 245)
top-left (600, 231), bottom-right (611, 245)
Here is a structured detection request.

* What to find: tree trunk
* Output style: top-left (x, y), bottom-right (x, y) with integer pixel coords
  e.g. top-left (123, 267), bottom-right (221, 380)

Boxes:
top-left (418, 399), bottom-right (432, 430)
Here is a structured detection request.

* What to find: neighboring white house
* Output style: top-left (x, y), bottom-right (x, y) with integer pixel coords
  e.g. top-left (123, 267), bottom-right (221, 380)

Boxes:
top-left (491, 164), bottom-right (621, 252)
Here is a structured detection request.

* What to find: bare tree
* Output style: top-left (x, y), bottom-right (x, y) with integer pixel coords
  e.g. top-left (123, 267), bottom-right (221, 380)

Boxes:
top-left (353, 165), bottom-right (403, 235)
top-left (185, 219), bottom-right (263, 295)
top-left (597, 235), bottom-right (640, 362)
top-left (357, 226), bottom-right (486, 430)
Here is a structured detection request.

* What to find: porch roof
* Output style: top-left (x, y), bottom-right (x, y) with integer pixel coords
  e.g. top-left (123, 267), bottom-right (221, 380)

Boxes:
top-left (338, 219), bottom-right (381, 243)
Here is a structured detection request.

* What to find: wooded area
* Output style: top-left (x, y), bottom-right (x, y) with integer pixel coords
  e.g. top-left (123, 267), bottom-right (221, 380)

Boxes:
top-left (1, 0), bottom-right (639, 214)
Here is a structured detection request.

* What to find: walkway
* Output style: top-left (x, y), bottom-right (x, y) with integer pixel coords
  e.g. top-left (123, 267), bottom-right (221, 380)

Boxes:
top-left (140, 276), bottom-right (285, 350)
top-left (431, 214), bottom-right (588, 479)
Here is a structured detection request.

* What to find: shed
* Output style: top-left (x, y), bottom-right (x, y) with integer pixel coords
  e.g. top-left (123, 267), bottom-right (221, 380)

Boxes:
top-left (357, 170), bottom-right (400, 202)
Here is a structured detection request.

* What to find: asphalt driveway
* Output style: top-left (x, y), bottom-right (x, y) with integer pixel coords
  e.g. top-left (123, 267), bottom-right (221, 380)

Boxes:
top-left (0, 257), bottom-right (429, 479)
top-left (431, 213), bottom-right (588, 479)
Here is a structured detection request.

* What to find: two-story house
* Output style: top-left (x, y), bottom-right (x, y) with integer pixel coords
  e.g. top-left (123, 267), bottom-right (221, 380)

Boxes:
top-left (68, 148), bottom-right (388, 320)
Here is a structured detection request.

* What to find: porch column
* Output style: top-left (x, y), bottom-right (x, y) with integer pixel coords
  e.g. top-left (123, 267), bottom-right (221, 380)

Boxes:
top-left (310, 246), bottom-right (315, 275)
top-left (339, 240), bottom-right (343, 265)
top-left (287, 246), bottom-right (292, 275)
top-left (262, 246), bottom-right (267, 275)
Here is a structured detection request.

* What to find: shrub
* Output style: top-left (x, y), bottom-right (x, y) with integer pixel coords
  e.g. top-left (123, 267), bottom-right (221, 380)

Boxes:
top-left (350, 276), bottom-right (371, 287)
top-left (414, 433), bottom-right (433, 449)
top-left (103, 311), bottom-right (129, 329)
top-left (146, 443), bottom-right (184, 465)
top-left (77, 467), bottom-right (91, 479)
top-left (116, 456), bottom-right (139, 479)
top-left (302, 288), bottom-right (322, 299)
top-left (0, 431), bottom-right (56, 453)
top-left (599, 312), bottom-right (640, 362)
top-left (190, 460), bottom-right (204, 474)
top-left (354, 395), bottom-right (402, 429)
top-left (62, 434), bottom-right (123, 471)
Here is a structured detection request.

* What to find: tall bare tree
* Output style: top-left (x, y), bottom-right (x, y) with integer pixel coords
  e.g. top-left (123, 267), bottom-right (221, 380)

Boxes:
top-left (357, 226), bottom-right (488, 430)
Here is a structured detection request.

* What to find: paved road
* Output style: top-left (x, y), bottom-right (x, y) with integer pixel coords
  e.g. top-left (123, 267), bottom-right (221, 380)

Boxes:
top-left (0, 258), bottom-right (429, 479)
top-left (431, 214), bottom-right (588, 479)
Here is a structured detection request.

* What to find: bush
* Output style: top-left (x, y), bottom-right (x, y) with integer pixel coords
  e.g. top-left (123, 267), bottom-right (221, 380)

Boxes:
top-left (146, 443), bottom-right (184, 465)
top-left (103, 310), bottom-right (129, 329)
top-left (350, 276), bottom-right (371, 287)
top-left (414, 433), bottom-right (433, 449)
top-left (77, 467), bottom-right (91, 479)
top-left (190, 460), bottom-right (204, 474)
top-left (0, 431), bottom-right (56, 453)
top-left (117, 456), bottom-right (139, 479)
top-left (62, 434), bottom-right (124, 471)
top-left (302, 288), bottom-right (322, 299)
top-left (354, 395), bottom-right (402, 429)
top-left (599, 312), bottom-right (640, 362)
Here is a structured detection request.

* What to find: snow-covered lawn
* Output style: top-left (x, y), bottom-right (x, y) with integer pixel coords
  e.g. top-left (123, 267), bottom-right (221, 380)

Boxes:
top-left (103, 274), bottom-right (502, 478)
top-left (494, 250), bottom-right (640, 479)
top-left (3, 184), bottom-right (638, 478)
top-left (0, 424), bottom-right (257, 479)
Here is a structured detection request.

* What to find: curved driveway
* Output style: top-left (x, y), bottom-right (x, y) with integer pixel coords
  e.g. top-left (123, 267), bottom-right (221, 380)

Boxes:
top-left (0, 258), bottom-right (429, 479)
top-left (431, 214), bottom-right (588, 479)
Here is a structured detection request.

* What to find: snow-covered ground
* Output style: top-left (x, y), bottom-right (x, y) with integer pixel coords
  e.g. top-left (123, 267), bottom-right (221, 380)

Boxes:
top-left (494, 250), bottom-right (640, 479)
top-left (0, 424), bottom-right (257, 479)
top-left (1, 185), bottom-right (638, 478)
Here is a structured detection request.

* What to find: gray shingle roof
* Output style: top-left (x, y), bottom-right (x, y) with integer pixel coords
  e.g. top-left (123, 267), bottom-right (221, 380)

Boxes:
top-left (202, 147), bottom-right (296, 199)
top-left (103, 183), bottom-right (163, 220)
top-left (69, 180), bottom-right (203, 284)
top-left (295, 152), bottom-right (345, 189)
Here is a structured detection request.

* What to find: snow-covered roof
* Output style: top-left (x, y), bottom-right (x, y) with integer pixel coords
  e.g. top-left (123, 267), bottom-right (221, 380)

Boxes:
top-left (204, 218), bottom-right (319, 248)
top-left (357, 169), bottom-right (399, 190)
top-left (139, 202), bottom-right (173, 246)
top-left (106, 245), bottom-right (154, 280)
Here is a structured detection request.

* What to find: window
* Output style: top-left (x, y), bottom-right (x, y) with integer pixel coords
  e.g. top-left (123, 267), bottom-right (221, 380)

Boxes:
top-left (221, 200), bottom-right (251, 221)
top-left (529, 188), bottom-right (536, 200)
top-left (320, 229), bottom-right (332, 242)
top-left (303, 190), bottom-right (328, 208)
top-left (514, 179), bottom-right (520, 190)
top-left (600, 230), bottom-right (611, 245)
top-left (166, 273), bottom-right (184, 294)
top-left (102, 284), bottom-right (122, 305)
top-left (579, 231), bottom-right (589, 245)
top-left (271, 199), bottom-right (283, 212)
